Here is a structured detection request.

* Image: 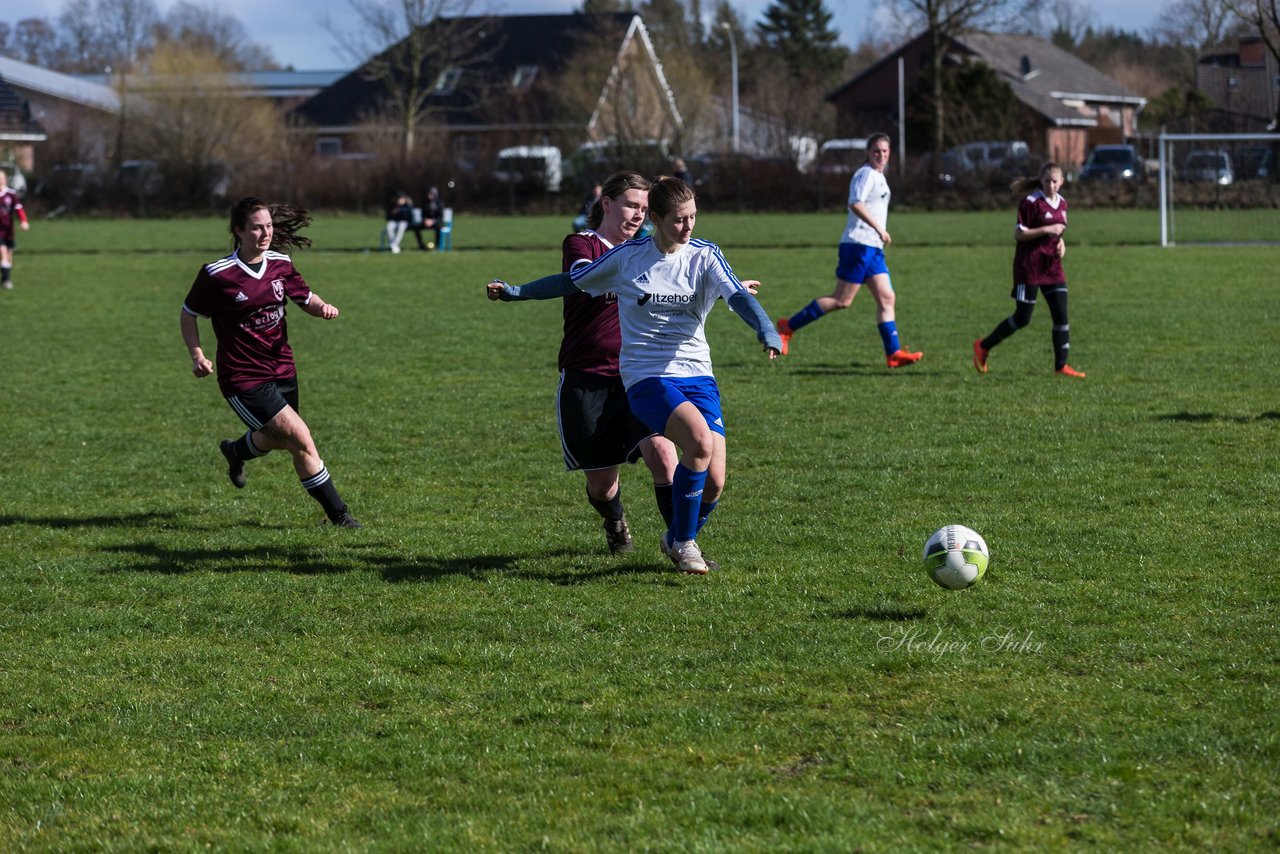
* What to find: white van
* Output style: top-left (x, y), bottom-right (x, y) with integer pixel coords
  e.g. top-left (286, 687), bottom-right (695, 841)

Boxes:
top-left (818, 139), bottom-right (868, 174)
top-left (494, 146), bottom-right (562, 193)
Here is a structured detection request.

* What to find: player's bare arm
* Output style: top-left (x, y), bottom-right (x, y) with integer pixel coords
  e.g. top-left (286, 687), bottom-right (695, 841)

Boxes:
top-left (303, 295), bottom-right (339, 319)
top-left (850, 201), bottom-right (890, 246)
top-left (179, 311), bottom-right (213, 377)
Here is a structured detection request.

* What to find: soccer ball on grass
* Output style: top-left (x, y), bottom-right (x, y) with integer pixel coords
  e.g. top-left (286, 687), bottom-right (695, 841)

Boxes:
top-left (923, 525), bottom-right (989, 590)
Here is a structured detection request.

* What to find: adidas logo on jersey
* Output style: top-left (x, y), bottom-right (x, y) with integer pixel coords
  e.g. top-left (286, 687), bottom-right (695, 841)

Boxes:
top-left (634, 272), bottom-right (651, 285)
top-left (235, 291), bottom-right (249, 302)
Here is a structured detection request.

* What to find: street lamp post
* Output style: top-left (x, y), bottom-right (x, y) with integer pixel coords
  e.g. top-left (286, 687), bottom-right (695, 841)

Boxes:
top-left (720, 22), bottom-right (740, 154)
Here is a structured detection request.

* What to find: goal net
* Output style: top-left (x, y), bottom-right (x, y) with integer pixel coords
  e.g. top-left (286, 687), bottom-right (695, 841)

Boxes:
top-left (1159, 133), bottom-right (1280, 246)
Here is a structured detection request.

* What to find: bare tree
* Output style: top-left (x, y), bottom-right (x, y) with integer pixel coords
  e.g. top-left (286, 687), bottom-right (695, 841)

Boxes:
top-left (324, 0), bottom-right (495, 160)
top-left (96, 0), bottom-right (159, 168)
top-left (14, 18), bottom-right (62, 66)
top-left (95, 0), bottom-right (157, 73)
top-left (1155, 0), bottom-right (1241, 48)
top-left (1221, 0), bottom-right (1280, 126)
top-left (881, 0), bottom-right (1020, 165)
top-left (1022, 0), bottom-right (1095, 47)
top-left (129, 41), bottom-right (286, 208)
top-left (152, 1), bottom-right (279, 71)
top-left (58, 0), bottom-right (110, 73)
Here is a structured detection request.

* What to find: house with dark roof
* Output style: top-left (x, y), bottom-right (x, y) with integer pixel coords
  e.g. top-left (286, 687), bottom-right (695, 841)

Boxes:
top-left (0, 56), bottom-right (118, 170)
top-left (0, 76), bottom-right (46, 171)
top-left (291, 12), bottom-right (682, 167)
top-left (1197, 35), bottom-right (1279, 132)
top-left (828, 31), bottom-right (1147, 169)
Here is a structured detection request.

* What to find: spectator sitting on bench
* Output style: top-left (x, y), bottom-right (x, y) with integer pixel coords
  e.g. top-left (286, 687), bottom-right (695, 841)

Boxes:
top-left (385, 192), bottom-right (413, 254)
top-left (411, 186), bottom-right (445, 250)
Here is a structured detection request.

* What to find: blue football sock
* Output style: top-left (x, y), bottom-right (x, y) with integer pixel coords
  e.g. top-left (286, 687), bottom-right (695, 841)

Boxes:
top-left (671, 463), bottom-right (708, 542)
top-left (788, 300), bottom-right (826, 332)
top-left (696, 500), bottom-right (718, 535)
top-left (878, 320), bottom-right (900, 356)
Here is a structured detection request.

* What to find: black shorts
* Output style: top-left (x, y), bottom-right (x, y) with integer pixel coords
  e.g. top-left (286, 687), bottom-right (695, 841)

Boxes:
top-left (556, 369), bottom-right (655, 471)
top-left (226, 378), bottom-right (299, 431)
top-left (0, 236), bottom-right (14, 249)
top-left (1011, 282), bottom-right (1066, 301)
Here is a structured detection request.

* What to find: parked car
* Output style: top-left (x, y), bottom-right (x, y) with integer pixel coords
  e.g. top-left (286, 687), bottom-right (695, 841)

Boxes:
top-left (937, 140), bottom-right (1033, 187)
top-left (1237, 146), bottom-right (1273, 180)
top-left (494, 146), bottom-right (562, 193)
top-left (566, 138), bottom-right (670, 183)
top-left (1079, 144), bottom-right (1146, 182)
top-left (34, 162), bottom-right (102, 211)
top-left (1183, 150), bottom-right (1233, 185)
top-left (685, 152), bottom-right (801, 206)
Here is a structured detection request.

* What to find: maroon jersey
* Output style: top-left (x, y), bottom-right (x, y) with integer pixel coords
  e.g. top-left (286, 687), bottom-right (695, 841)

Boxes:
top-left (182, 250), bottom-right (313, 396)
top-left (0, 188), bottom-right (23, 239)
top-left (558, 230), bottom-right (623, 376)
top-left (1013, 191), bottom-right (1067, 286)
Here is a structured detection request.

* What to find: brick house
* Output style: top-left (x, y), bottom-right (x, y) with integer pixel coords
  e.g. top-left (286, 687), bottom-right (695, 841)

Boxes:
top-left (1197, 35), bottom-right (1279, 132)
top-left (827, 31), bottom-right (1146, 169)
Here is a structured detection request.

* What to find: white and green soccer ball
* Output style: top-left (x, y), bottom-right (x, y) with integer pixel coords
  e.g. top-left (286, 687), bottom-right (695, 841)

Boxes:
top-left (923, 525), bottom-right (989, 590)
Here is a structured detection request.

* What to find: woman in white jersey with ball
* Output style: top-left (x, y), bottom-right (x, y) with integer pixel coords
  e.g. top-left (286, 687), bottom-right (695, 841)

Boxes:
top-left (487, 176), bottom-right (782, 574)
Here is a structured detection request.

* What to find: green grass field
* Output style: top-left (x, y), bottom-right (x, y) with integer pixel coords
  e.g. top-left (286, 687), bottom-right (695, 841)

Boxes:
top-left (1, 211), bottom-right (1277, 850)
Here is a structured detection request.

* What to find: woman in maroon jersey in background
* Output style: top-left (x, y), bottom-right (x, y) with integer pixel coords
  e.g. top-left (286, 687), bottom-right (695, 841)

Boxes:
top-left (0, 169), bottom-right (30, 289)
top-left (973, 163), bottom-right (1085, 378)
top-left (180, 197), bottom-right (361, 527)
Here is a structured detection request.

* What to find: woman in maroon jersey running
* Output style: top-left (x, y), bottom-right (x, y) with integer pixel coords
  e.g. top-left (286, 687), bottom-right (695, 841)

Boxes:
top-left (973, 163), bottom-right (1085, 378)
top-left (180, 197), bottom-right (361, 527)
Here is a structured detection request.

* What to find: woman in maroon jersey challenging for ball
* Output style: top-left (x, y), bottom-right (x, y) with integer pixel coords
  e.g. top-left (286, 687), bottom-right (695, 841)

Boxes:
top-left (973, 162), bottom-right (1085, 378)
top-left (180, 197), bottom-right (361, 527)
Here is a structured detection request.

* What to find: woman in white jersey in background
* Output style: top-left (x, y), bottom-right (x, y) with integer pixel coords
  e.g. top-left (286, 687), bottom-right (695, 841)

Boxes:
top-left (487, 176), bottom-right (782, 575)
top-left (775, 132), bottom-right (922, 368)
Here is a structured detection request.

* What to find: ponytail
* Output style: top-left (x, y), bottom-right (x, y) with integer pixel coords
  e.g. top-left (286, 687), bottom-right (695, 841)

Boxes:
top-left (1011, 162), bottom-right (1063, 196)
top-left (228, 196), bottom-right (313, 253)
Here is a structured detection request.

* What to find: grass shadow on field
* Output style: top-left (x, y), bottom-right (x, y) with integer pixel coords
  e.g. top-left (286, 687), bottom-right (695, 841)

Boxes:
top-left (508, 561), bottom-right (684, 586)
top-left (0, 511), bottom-right (183, 529)
top-left (837, 605), bottom-right (929, 622)
top-left (97, 541), bottom-right (384, 575)
top-left (381, 550), bottom-right (676, 586)
top-left (1157, 411), bottom-right (1280, 423)
top-left (93, 540), bottom-right (669, 584)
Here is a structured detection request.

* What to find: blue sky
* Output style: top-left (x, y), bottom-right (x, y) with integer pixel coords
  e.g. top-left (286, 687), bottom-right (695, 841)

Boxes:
top-left (8, 0), bottom-right (1168, 71)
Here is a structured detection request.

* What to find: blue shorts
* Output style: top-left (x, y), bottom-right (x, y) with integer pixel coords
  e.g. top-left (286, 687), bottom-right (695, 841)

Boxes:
top-left (836, 242), bottom-right (890, 285)
top-left (626, 376), bottom-right (725, 438)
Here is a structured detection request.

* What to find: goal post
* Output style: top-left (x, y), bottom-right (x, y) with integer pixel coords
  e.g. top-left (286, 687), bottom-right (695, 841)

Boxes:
top-left (1158, 132), bottom-right (1280, 246)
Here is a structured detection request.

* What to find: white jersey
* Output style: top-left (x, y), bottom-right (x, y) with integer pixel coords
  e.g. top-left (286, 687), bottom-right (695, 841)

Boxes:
top-left (569, 236), bottom-right (749, 389)
top-left (843, 163), bottom-right (890, 248)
